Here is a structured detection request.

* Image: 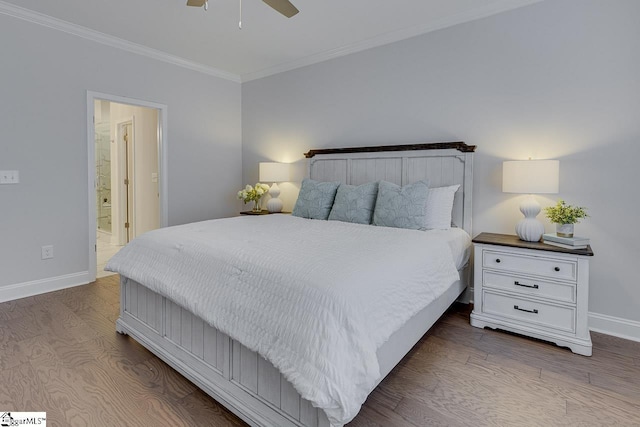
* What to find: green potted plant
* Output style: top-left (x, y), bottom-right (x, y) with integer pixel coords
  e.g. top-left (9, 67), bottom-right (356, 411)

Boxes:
top-left (544, 200), bottom-right (588, 237)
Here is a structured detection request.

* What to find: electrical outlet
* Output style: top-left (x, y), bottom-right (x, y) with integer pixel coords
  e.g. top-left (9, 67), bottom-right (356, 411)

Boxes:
top-left (0, 170), bottom-right (19, 184)
top-left (41, 245), bottom-right (54, 260)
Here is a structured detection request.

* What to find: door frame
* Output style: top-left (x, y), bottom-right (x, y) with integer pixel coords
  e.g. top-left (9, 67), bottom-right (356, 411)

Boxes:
top-left (87, 91), bottom-right (168, 281)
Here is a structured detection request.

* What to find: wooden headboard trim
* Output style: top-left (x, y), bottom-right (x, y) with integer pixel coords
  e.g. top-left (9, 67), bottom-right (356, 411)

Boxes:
top-left (304, 142), bottom-right (476, 158)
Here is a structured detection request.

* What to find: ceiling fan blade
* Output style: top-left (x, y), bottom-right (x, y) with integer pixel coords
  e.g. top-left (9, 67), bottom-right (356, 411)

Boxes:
top-left (262, 0), bottom-right (299, 18)
top-left (186, 0), bottom-right (206, 7)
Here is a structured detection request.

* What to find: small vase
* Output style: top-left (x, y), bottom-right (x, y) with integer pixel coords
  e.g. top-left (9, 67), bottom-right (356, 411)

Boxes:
top-left (252, 200), bottom-right (262, 213)
top-left (556, 223), bottom-right (574, 238)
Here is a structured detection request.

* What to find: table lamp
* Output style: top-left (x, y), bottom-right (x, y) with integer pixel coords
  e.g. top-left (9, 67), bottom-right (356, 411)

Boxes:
top-left (259, 162), bottom-right (290, 213)
top-left (503, 159), bottom-right (559, 242)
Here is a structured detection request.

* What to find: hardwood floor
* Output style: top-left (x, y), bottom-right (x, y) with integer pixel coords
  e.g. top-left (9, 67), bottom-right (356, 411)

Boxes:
top-left (1, 276), bottom-right (639, 426)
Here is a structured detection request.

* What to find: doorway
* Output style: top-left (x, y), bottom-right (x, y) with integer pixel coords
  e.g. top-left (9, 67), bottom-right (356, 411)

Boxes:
top-left (88, 92), bottom-right (168, 281)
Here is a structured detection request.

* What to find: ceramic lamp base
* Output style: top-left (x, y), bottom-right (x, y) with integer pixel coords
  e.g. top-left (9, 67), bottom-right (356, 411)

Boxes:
top-left (516, 218), bottom-right (545, 242)
top-left (266, 182), bottom-right (283, 213)
top-left (515, 195), bottom-right (544, 242)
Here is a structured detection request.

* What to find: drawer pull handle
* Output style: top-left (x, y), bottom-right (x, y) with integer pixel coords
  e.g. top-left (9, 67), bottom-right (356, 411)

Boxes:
top-left (514, 281), bottom-right (539, 289)
top-left (514, 305), bottom-right (538, 314)
top-left (496, 259), bottom-right (501, 263)
top-left (554, 267), bottom-right (560, 272)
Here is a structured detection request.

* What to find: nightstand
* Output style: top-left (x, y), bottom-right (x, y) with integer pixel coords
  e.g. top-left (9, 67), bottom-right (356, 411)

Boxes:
top-left (239, 210), bottom-right (291, 215)
top-left (470, 232), bottom-right (594, 356)
top-left (240, 210), bottom-right (270, 215)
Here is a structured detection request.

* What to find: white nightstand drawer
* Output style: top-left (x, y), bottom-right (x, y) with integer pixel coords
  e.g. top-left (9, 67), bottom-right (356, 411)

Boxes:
top-left (483, 250), bottom-right (576, 282)
top-left (482, 291), bottom-right (575, 333)
top-left (483, 271), bottom-right (576, 304)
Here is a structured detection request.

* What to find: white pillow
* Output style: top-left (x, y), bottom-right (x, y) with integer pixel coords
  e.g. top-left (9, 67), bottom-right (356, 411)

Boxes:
top-left (424, 185), bottom-right (460, 229)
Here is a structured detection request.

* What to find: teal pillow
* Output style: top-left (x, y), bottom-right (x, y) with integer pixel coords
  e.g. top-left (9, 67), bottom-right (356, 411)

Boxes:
top-left (292, 179), bottom-right (340, 220)
top-left (328, 182), bottom-right (379, 224)
top-left (372, 180), bottom-right (430, 230)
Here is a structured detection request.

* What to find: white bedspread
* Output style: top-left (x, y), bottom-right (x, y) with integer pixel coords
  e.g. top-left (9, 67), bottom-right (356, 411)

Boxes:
top-left (106, 215), bottom-right (461, 425)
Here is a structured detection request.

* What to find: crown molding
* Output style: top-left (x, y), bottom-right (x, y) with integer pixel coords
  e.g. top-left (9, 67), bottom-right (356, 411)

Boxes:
top-left (0, 1), bottom-right (241, 83)
top-left (241, 0), bottom-right (542, 82)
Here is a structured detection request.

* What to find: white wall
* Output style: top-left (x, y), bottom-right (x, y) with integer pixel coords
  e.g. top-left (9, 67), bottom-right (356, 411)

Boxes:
top-left (131, 105), bottom-right (160, 237)
top-left (0, 13), bottom-right (241, 295)
top-left (242, 0), bottom-right (640, 332)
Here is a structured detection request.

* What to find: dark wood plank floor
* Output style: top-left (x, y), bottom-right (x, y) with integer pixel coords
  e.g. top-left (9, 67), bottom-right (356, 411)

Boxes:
top-left (1, 276), bottom-right (639, 426)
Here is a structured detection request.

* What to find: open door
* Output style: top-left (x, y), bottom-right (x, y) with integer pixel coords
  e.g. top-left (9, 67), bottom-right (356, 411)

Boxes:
top-left (88, 92), bottom-right (167, 281)
top-left (117, 119), bottom-right (135, 244)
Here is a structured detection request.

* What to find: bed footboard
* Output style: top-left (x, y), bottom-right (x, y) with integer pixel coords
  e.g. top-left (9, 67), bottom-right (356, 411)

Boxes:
top-left (116, 276), bottom-right (333, 427)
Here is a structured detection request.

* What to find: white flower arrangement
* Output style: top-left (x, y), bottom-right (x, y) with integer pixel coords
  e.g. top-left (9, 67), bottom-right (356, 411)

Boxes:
top-left (237, 183), bottom-right (271, 205)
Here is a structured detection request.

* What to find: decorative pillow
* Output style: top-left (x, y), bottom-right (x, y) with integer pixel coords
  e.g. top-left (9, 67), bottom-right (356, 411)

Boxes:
top-left (424, 185), bottom-right (460, 230)
top-left (328, 182), bottom-right (379, 225)
top-left (424, 184), bottom-right (460, 230)
top-left (292, 179), bottom-right (340, 220)
top-left (372, 180), bottom-right (430, 230)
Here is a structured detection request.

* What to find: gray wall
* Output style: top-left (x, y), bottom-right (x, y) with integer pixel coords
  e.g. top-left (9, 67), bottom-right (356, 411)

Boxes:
top-left (242, 0), bottom-right (640, 323)
top-left (0, 14), bottom-right (241, 288)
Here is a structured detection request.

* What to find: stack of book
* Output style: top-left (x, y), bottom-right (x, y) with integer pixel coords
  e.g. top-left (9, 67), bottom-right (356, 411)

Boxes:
top-left (542, 233), bottom-right (590, 250)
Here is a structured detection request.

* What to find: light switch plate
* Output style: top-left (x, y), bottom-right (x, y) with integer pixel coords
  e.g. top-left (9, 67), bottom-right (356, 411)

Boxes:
top-left (0, 170), bottom-right (19, 184)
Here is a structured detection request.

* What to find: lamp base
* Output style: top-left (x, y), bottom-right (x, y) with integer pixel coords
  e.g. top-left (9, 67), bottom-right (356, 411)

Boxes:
top-left (267, 198), bottom-right (283, 213)
top-left (266, 183), bottom-right (283, 213)
top-left (515, 218), bottom-right (545, 242)
top-left (515, 195), bottom-right (545, 242)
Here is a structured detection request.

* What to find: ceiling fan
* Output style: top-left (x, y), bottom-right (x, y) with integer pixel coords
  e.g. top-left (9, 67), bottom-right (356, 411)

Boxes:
top-left (186, 0), bottom-right (299, 18)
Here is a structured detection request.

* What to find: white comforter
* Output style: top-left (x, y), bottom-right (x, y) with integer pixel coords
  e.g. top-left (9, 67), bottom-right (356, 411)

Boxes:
top-left (106, 215), bottom-right (461, 425)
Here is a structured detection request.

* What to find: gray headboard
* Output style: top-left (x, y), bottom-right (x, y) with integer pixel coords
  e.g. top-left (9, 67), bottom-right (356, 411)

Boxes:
top-left (305, 142), bottom-right (475, 235)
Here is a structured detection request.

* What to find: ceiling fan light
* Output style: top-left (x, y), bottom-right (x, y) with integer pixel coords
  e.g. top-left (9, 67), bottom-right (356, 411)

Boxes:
top-left (204, 1), bottom-right (208, 11)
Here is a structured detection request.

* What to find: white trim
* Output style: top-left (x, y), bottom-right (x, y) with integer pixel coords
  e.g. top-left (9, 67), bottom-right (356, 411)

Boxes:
top-left (589, 311), bottom-right (640, 343)
top-left (129, 117), bottom-right (137, 241)
top-left (0, 1), bottom-right (239, 83)
top-left (240, 0), bottom-right (542, 82)
top-left (87, 91), bottom-right (169, 281)
top-left (0, 272), bottom-right (90, 303)
top-left (88, 97), bottom-right (97, 280)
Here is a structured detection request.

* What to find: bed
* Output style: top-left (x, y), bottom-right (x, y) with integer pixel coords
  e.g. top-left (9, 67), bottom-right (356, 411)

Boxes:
top-left (107, 142), bottom-right (475, 427)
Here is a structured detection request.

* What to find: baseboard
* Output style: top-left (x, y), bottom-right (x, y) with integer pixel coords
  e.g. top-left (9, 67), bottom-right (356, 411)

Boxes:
top-left (0, 271), bottom-right (91, 303)
top-left (589, 311), bottom-right (640, 343)
top-left (3, 273), bottom-right (638, 343)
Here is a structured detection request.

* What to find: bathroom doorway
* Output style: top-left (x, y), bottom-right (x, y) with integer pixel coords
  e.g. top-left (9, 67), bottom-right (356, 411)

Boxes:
top-left (88, 92), bottom-right (168, 280)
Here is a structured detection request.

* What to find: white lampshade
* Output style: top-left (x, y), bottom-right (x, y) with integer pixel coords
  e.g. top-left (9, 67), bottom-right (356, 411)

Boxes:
top-left (503, 159), bottom-right (559, 242)
top-left (259, 162), bottom-right (289, 183)
top-left (503, 160), bottom-right (559, 194)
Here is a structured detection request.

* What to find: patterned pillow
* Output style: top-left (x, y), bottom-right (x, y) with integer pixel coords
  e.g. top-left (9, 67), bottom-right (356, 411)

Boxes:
top-left (328, 182), bottom-right (379, 224)
top-left (425, 185), bottom-right (460, 229)
top-left (372, 180), bottom-right (430, 230)
top-left (292, 179), bottom-right (340, 220)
